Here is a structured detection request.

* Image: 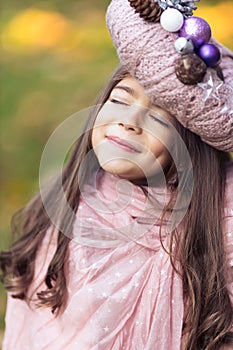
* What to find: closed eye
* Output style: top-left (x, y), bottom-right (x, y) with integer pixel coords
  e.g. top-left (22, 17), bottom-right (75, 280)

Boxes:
top-left (148, 114), bottom-right (169, 127)
top-left (109, 98), bottom-right (129, 106)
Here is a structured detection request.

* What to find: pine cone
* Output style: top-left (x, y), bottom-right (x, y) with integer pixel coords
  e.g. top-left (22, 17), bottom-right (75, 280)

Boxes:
top-left (128, 0), bottom-right (163, 23)
top-left (158, 0), bottom-right (199, 17)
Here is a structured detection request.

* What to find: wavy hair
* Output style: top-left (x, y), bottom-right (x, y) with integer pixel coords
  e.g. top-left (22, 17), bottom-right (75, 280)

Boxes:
top-left (0, 65), bottom-right (232, 349)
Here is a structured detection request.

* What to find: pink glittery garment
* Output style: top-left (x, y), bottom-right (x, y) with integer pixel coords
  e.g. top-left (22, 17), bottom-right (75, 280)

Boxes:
top-left (3, 165), bottom-right (233, 350)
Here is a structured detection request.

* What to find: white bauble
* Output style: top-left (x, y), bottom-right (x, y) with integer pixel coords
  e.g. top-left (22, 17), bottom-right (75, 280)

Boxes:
top-left (160, 8), bottom-right (184, 32)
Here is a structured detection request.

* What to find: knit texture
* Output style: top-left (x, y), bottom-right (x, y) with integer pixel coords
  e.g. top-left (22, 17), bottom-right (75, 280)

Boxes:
top-left (106, 0), bottom-right (233, 151)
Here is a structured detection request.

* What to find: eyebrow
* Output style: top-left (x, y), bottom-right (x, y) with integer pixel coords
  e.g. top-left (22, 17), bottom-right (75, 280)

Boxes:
top-left (113, 85), bottom-right (138, 98)
top-left (113, 84), bottom-right (160, 110)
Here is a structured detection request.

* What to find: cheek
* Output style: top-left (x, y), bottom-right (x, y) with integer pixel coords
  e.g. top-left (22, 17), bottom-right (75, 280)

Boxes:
top-left (94, 103), bottom-right (117, 126)
top-left (91, 104), bottom-right (122, 149)
top-left (91, 127), bottom-right (102, 151)
top-left (146, 133), bottom-right (174, 168)
top-left (91, 110), bottom-right (108, 148)
top-left (147, 134), bottom-right (171, 155)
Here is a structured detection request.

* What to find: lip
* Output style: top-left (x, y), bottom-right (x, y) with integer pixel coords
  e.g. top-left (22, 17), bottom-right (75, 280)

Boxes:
top-left (106, 136), bottom-right (141, 153)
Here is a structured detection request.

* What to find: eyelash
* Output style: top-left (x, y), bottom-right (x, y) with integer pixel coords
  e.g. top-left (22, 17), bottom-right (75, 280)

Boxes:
top-left (148, 114), bottom-right (168, 127)
top-left (109, 98), bottom-right (129, 106)
top-left (109, 98), bottom-right (168, 127)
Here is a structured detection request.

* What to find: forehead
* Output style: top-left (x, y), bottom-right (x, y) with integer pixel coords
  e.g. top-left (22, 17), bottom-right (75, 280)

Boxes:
top-left (113, 75), bottom-right (146, 96)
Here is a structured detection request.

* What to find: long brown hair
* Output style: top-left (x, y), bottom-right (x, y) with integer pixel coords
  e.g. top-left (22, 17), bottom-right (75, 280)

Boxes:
top-left (173, 123), bottom-right (233, 349)
top-left (0, 65), bottom-right (232, 349)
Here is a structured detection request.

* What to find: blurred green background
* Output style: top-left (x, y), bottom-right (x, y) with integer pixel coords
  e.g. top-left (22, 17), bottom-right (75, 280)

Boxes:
top-left (0, 0), bottom-right (233, 345)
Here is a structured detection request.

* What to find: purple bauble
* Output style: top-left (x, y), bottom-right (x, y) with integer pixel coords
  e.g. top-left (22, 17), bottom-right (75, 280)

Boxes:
top-left (198, 44), bottom-right (221, 67)
top-left (179, 16), bottom-right (211, 48)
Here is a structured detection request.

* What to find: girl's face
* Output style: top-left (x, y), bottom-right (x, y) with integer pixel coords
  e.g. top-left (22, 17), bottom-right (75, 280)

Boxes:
top-left (91, 75), bottom-right (175, 180)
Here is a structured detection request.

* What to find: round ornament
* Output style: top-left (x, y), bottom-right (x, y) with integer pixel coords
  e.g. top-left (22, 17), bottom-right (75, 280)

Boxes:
top-left (175, 54), bottom-right (207, 85)
top-left (174, 37), bottom-right (194, 55)
top-left (179, 16), bottom-right (211, 48)
top-left (198, 43), bottom-right (221, 67)
top-left (160, 8), bottom-right (184, 32)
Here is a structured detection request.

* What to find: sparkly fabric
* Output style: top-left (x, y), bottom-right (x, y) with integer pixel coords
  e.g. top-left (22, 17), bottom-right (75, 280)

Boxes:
top-left (3, 164), bottom-right (233, 350)
top-left (106, 0), bottom-right (233, 152)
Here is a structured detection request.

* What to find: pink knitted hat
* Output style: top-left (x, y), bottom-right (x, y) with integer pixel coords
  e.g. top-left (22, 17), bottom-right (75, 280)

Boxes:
top-left (106, 0), bottom-right (233, 151)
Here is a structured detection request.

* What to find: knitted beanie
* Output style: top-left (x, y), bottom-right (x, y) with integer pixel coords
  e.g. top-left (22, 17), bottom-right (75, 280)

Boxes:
top-left (106, 0), bottom-right (233, 151)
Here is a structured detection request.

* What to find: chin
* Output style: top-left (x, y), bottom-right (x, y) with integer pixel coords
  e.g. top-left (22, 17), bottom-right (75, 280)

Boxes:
top-left (100, 163), bottom-right (143, 180)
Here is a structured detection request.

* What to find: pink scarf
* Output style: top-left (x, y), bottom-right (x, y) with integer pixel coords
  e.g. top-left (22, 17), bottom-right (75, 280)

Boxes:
top-left (3, 166), bottom-right (233, 350)
top-left (72, 169), bottom-right (187, 248)
top-left (3, 170), bottom-right (185, 350)
top-left (58, 170), bottom-right (185, 349)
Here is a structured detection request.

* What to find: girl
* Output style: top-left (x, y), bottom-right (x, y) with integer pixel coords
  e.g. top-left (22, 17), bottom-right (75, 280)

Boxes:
top-left (1, 1), bottom-right (233, 350)
top-left (1, 66), bottom-right (233, 350)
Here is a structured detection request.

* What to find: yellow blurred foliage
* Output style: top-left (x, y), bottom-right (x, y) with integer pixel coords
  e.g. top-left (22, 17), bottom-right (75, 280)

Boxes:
top-left (1, 2), bottom-right (233, 53)
top-left (196, 2), bottom-right (233, 48)
top-left (2, 8), bottom-right (71, 50)
top-left (1, 7), bottom-right (110, 56)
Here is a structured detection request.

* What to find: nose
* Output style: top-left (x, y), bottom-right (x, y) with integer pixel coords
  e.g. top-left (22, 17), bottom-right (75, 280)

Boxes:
top-left (118, 122), bottom-right (142, 134)
top-left (118, 106), bottom-right (144, 134)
